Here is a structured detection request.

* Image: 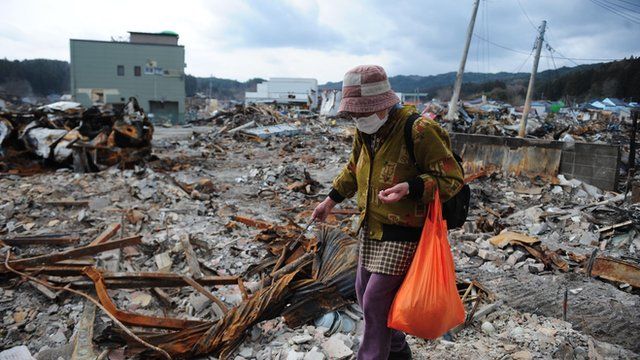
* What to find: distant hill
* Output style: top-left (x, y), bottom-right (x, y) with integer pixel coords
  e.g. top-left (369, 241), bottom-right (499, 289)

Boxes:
top-left (0, 58), bottom-right (69, 97)
top-left (184, 75), bottom-right (264, 99)
top-left (321, 59), bottom-right (640, 105)
top-left (536, 57), bottom-right (640, 103)
top-left (321, 71), bottom-right (531, 92)
top-left (1, 57), bottom-right (638, 105)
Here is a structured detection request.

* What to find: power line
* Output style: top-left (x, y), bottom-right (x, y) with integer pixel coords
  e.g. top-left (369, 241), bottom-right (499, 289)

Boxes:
top-left (610, 0), bottom-right (640, 10)
top-left (602, 0), bottom-right (640, 15)
top-left (516, 0), bottom-right (538, 31)
top-left (546, 44), bottom-right (558, 71)
top-left (472, 33), bottom-right (626, 62)
top-left (545, 41), bottom-right (580, 67)
top-left (472, 33), bottom-right (532, 55)
top-left (593, 0), bottom-right (640, 23)
top-left (512, 49), bottom-right (534, 73)
top-left (589, 0), bottom-right (640, 24)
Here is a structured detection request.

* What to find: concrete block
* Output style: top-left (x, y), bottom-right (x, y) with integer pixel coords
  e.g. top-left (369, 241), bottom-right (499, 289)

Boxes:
top-left (459, 242), bottom-right (478, 257)
top-left (528, 263), bottom-right (545, 274)
top-left (478, 249), bottom-right (502, 261)
top-left (507, 250), bottom-right (527, 266)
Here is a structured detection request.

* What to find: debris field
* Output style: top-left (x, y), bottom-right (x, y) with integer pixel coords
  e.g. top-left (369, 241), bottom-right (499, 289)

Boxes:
top-left (0, 105), bottom-right (639, 360)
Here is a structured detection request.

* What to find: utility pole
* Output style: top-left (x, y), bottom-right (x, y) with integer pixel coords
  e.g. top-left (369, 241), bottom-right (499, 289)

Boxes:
top-left (518, 20), bottom-right (547, 138)
top-left (446, 0), bottom-right (480, 122)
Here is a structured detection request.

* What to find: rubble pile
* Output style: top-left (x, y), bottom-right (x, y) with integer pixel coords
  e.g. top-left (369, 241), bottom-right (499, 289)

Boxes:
top-left (424, 99), bottom-right (637, 148)
top-left (1, 118), bottom-right (639, 359)
top-left (191, 104), bottom-right (285, 129)
top-left (0, 98), bottom-right (154, 175)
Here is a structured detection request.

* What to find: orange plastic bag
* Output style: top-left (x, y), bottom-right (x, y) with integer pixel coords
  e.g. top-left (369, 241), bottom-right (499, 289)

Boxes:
top-left (388, 190), bottom-right (465, 339)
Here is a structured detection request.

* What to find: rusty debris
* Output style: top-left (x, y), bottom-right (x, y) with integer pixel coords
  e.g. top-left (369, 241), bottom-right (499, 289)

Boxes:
top-left (588, 255), bottom-right (640, 289)
top-left (0, 98), bottom-right (153, 174)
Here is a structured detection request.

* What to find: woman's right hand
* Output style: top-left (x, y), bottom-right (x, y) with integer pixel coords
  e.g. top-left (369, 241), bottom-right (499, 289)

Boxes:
top-left (312, 197), bottom-right (337, 222)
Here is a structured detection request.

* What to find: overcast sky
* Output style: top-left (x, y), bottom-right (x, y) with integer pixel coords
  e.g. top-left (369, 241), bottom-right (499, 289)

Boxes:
top-left (1, 0), bottom-right (639, 83)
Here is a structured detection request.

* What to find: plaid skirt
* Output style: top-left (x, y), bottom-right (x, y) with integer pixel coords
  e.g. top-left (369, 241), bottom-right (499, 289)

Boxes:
top-left (359, 222), bottom-right (419, 276)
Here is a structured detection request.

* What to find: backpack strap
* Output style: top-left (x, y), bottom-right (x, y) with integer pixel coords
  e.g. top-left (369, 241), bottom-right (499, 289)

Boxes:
top-left (404, 113), bottom-right (422, 171)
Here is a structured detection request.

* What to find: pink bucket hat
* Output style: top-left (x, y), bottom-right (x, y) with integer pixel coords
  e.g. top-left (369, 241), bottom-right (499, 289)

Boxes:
top-left (338, 65), bottom-right (400, 114)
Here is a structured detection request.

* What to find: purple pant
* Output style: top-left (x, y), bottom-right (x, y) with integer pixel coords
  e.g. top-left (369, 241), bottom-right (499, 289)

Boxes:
top-left (355, 261), bottom-right (407, 360)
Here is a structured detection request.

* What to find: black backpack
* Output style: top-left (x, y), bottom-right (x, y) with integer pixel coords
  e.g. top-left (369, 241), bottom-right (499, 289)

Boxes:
top-left (404, 113), bottom-right (471, 229)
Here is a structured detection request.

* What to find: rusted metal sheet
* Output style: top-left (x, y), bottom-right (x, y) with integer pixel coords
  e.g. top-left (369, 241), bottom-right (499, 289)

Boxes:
top-left (522, 244), bottom-right (570, 272)
top-left (83, 267), bottom-right (207, 330)
top-left (1, 233), bottom-right (81, 246)
top-left (460, 142), bottom-right (562, 178)
top-left (89, 223), bottom-right (121, 246)
top-left (141, 271), bottom-right (300, 359)
top-left (590, 256), bottom-right (640, 288)
top-left (61, 272), bottom-right (239, 289)
top-left (0, 236), bottom-right (141, 272)
top-left (283, 227), bottom-right (358, 328)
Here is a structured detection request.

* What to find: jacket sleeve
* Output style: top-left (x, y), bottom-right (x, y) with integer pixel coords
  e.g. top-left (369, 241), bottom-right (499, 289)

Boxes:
top-left (329, 133), bottom-right (361, 203)
top-left (406, 118), bottom-right (464, 203)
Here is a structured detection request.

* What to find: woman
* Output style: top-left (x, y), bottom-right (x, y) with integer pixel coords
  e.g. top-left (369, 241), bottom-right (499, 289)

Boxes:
top-left (312, 65), bottom-right (463, 360)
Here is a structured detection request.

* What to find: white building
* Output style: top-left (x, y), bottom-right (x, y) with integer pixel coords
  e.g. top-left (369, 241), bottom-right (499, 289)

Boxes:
top-left (245, 78), bottom-right (318, 110)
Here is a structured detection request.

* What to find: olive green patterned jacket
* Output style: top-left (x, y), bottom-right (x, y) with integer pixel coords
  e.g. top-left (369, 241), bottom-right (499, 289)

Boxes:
top-left (328, 105), bottom-right (464, 242)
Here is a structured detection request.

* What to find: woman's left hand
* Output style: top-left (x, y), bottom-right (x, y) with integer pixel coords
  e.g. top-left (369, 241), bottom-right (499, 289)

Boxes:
top-left (378, 182), bottom-right (409, 203)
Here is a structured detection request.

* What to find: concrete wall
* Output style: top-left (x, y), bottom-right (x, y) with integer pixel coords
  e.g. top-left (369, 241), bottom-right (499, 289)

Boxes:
top-left (559, 142), bottom-right (620, 191)
top-left (449, 133), bottom-right (621, 191)
top-left (70, 39), bottom-right (185, 124)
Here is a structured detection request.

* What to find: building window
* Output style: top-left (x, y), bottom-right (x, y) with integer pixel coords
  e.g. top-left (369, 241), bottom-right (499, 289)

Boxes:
top-left (134, 66), bottom-right (141, 77)
top-left (117, 65), bottom-right (124, 76)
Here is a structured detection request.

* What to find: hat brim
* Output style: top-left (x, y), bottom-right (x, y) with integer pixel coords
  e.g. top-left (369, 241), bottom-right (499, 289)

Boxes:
top-left (338, 90), bottom-right (400, 114)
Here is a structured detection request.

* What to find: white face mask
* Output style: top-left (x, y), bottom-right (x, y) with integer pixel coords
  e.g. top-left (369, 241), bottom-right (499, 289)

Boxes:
top-left (355, 113), bottom-right (388, 134)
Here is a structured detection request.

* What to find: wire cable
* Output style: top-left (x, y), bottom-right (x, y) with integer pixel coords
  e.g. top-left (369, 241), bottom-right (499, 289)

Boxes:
top-left (512, 49), bottom-right (534, 73)
top-left (517, 0), bottom-right (538, 31)
top-left (602, 0), bottom-right (640, 15)
top-left (589, 0), bottom-right (640, 24)
top-left (472, 33), bottom-right (625, 62)
top-left (609, 0), bottom-right (640, 10)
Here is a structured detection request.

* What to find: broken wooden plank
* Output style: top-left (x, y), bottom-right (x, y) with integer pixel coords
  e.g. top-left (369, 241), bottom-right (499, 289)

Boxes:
top-left (228, 120), bottom-right (256, 134)
top-left (180, 234), bottom-right (203, 279)
top-left (595, 220), bottom-right (633, 234)
top-left (89, 223), bottom-right (122, 246)
top-left (1, 233), bottom-right (81, 246)
top-left (181, 275), bottom-right (228, 318)
top-left (152, 288), bottom-right (175, 308)
top-left (1, 236), bottom-right (141, 272)
top-left (450, 299), bottom-right (505, 335)
top-left (30, 281), bottom-right (58, 300)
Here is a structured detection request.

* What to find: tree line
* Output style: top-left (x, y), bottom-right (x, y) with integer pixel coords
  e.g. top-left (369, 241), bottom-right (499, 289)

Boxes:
top-left (1, 57), bottom-right (638, 105)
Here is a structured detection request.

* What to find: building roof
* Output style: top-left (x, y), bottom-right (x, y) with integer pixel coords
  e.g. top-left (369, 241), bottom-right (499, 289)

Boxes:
top-left (69, 38), bottom-right (184, 48)
top-left (128, 31), bottom-right (179, 37)
top-left (603, 97), bottom-right (627, 107)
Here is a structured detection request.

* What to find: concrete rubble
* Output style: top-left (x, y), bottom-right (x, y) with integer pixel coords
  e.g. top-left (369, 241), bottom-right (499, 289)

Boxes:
top-left (0, 107), bottom-right (639, 359)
